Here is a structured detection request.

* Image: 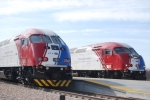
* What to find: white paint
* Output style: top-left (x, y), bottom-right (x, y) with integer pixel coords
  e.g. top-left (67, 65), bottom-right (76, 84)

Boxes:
top-left (71, 46), bottom-right (104, 70)
top-left (0, 37), bottom-right (20, 67)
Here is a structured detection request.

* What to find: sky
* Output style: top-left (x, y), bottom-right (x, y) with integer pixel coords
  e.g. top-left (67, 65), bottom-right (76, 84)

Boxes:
top-left (0, 0), bottom-right (150, 69)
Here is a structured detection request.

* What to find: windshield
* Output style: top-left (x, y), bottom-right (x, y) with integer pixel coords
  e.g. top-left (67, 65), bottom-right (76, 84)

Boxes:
top-left (124, 48), bottom-right (132, 54)
top-left (51, 36), bottom-right (66, 45)
top-left (42, 35), bottom-right (52, 43)
top-left (114, 47), bottom-right (126, 54)
top-left (30, 35), bottom-right (42, 43)
top-left (58, 36), bottom-right (66, 45)
top-left (129, 48), bottom-right (138, 55)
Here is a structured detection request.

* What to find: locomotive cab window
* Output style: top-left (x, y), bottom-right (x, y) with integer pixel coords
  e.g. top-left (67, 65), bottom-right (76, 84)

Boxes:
top-left (51, 36), bottom-right (66, 45)
top-left (102, 50), bottom-right (104, 55)
top-left (42, 35), bottom-right (52, 43)
top-left (30, 35), bottom-right (42, 43)
top-left (58, 36), bottom-right (66, 45)
top-left (21, 38), bottom-right (28, 46)
top-left (105, 49), bottom-right (112, 55)
top-left (124, 48), bottom-right (132, 54)
top-left (51, 36), bottom-right (59, 44)
top-left (129, 48), bottom-right (138, 55)
top-left (114, 47), bottom-right (126, 54)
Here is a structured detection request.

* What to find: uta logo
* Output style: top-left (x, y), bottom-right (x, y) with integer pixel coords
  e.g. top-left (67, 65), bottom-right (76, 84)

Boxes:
top-left (54, 52), bottom-right (58, 55)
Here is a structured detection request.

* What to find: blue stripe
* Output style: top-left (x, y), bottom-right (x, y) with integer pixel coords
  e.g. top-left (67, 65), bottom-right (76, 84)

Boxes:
top-left (55, 44), bottom-right (61, 65)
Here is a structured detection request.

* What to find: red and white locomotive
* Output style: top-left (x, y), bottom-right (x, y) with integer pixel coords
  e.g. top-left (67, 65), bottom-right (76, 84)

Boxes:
top-left (0, 28), bottom-right (72, 86)
top-left (70, 42), bottom-right (146, 80)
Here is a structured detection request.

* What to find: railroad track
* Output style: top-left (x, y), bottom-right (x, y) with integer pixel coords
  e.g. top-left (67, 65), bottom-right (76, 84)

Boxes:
top-left (0, 78), bottom-right (142, 100)
top-left (48, 89), bottom-right (142, 100)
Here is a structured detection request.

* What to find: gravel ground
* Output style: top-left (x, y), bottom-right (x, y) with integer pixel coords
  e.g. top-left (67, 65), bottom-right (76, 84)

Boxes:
top-left (0, 82), bottom-right (82, 100)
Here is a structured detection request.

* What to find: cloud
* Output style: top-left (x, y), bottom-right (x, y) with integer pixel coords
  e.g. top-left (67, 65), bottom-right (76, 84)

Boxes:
top-left (56, 28), bottom-right (150, 47)
top-left (52, 10), bottom-right (150, 22)
top-left (56, 30), bottom-right (77, 34)
top-left (66, 37), bottom-right (150, 51)
top-left (87, 38), bottom-right (150, 43)
top-left (56, 28), bottom-right (150, 36)
top-left (52, 0), bottom-right (150, 22)
top-left (105, 38), bottom-right (150, 43)
top-left (0, 0), bottom-right (150, 22)
top-left (67, 37), bottom-right (150, 47)
top-left (0, 0), bottom-right (84, 15)
top-left (56, 29), bottom-right (101, 34)
top-left (81, 29), bottom-right (101, 33)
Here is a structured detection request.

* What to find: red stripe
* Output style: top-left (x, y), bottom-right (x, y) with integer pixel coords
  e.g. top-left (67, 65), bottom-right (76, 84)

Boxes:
top-left (92, 45), bottom-right (108, 70)
top-left (43, 43), bottom-right (48, 57)
top-left (39, 33), bottom-right (48, 65)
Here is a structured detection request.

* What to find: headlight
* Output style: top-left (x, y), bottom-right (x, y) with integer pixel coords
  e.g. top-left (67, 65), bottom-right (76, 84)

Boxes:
top-left (133, 55), bottom-right (138, 59)
top-left (64, 58), bottom-right (71, 62)
top-left (43, 57), bottom-right (48, 61)
top-left (38, 57), bottom-right (42, 61)
top-left (38, 57), bottom-right (48, 62)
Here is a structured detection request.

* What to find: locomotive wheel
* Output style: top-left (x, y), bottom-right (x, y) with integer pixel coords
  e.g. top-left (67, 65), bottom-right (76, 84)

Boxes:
top-left (4, 69), bottom-right (12, 80)
top-left (122, 73), bottom-right (127, 79)
top-left (110, 74), bottom-right (115, 79)
top-left (142, 76), bottom-right (147, 80)
top-left (77, 72), bottom-right (81, 77)
top-left (132, 73), bottom-right (139, 80)
top-left (97, 72), bottom-right (102, 78)
top-left (102, 71), bottom-right (106, 78)
top-left (4, 68), bottom-right (17, 80)
top-left (24, 68), bottom-right (34, 84)
top-left (133, 74), bottom-right (147, 80)
top-left (82, 73), bottom-right (86, 77)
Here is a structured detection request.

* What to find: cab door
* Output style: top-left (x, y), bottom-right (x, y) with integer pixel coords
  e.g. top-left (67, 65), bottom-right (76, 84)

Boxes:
top-left (20, 38), bottom-right (29, 66)
top-left (103, 49), bottom-right (114, 70)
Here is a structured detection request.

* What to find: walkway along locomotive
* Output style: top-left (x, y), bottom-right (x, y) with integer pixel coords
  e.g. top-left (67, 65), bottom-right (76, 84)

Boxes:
top-left (0, 28), bottom-right (72, 87)
top-left (70, 42), bottom-right (146, 80)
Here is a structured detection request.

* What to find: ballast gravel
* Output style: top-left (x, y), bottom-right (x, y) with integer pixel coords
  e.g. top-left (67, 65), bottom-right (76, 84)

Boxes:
top-left (0, 81), bottom-right (82, 100)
